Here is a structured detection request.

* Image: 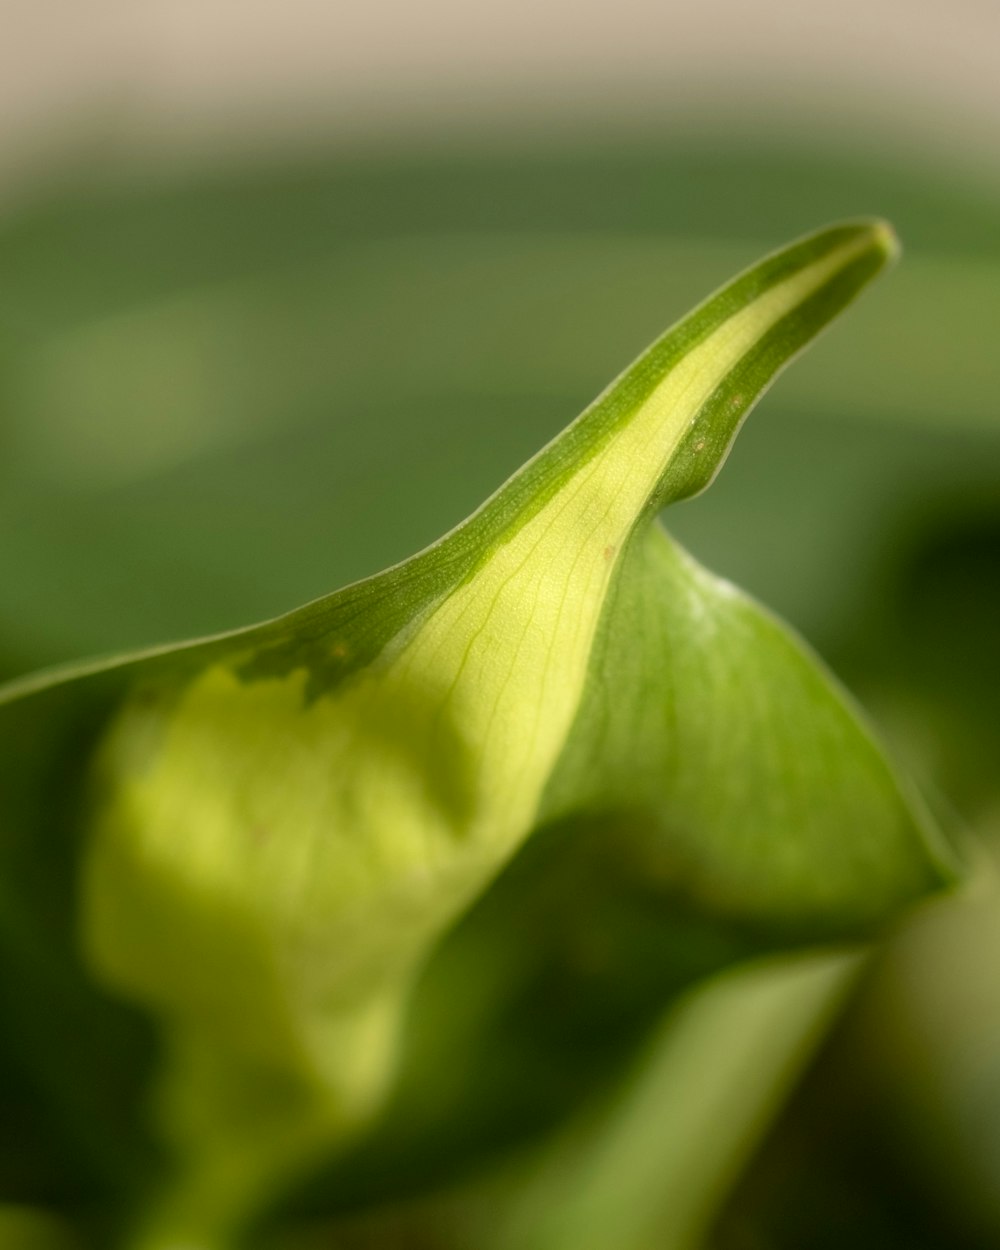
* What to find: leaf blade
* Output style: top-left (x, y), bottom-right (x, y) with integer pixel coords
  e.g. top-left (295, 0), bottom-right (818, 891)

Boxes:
top-left (0, 219), bottom-right (949, 1244)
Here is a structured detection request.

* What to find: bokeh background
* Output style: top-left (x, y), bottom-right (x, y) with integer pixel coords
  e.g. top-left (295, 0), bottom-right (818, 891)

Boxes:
top-left (2, 2), bottom-right (1000, 1247)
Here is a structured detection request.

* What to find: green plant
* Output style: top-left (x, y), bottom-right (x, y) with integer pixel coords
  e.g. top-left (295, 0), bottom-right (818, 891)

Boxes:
top-left (0, 220), bottom-right (959, 1249)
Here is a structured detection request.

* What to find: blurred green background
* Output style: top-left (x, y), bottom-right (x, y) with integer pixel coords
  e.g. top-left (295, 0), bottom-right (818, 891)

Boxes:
top-left (2, 4), bottom-right (1000, 1246)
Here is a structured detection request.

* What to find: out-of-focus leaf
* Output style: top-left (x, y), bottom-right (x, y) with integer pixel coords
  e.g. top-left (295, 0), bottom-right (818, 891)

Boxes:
top-left (0, 1206), bottom-right (80, 1250)
top-left (271, 949), bottom-right (861, 1250)
top-left (492, 949), bottom-right (861, 1250)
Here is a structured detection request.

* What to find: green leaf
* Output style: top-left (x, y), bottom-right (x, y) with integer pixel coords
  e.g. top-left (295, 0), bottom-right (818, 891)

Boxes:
top-left (491, 948), bottom-right (863, 1250)
top-left (541, 523), bottom-right (954, 934)
top-left (0, 220), bottom-right (956, 1244)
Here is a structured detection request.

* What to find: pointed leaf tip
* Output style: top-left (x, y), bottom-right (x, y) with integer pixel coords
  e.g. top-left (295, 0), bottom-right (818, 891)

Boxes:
top-left (77, 218), bottom-right (917, 1051)
top-left (0, 218), bottom-right (944, 1242)
top-left (869, 217), bottom-right (901, 262)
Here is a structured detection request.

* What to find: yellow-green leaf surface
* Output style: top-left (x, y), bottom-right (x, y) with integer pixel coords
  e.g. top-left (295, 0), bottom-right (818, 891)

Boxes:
top-left (0, 221), bottom-right (958, 1246)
